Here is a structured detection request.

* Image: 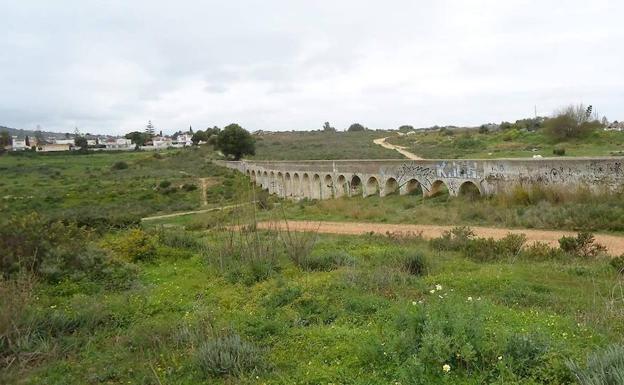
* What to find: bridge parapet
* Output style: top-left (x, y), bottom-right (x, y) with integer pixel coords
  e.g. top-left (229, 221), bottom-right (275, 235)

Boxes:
top-left (221, 158), bottom-right (624, 199)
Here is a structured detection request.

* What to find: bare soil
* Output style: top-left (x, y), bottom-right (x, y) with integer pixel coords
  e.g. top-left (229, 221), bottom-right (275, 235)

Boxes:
top-left (256, 220), bottom-right (624, 256)
top-left (373, 137), bottom-right (422, 160)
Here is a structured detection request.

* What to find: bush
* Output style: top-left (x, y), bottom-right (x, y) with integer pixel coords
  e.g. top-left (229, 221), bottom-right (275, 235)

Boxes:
top-left (522, 241), bottom-right (563, 261)
top-left (299, 251), bottom-right (354, 271)
top-left (610, 255), bottom-right (624, 274)
top-left (109, 229), bottom-right (156, 262)
top-left (553, 147), bottom-right (566, 156)
top-left (182, 183), bottom-right (197, 191)
top-left (111, 161), bottom-right (128, 170)
top-left (567, 344), bottom-right (624, 385)
top-left (430, 226), bottom-right (475, 252)
top-left (504, 333), bottom-right (550, 378)
top-left (401, 253), bottom-right (429, 276)
top-left (156, 228), bottom-right (204, 250)
top-left (196, 333), bottom-right (265, 378)
top-left (159, 180), bottom-right (172, 189)
top-left (559, 232), bottom-right (607, 259)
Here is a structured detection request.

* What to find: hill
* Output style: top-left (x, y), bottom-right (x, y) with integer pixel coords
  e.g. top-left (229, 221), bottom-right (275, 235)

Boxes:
top-left (0, 125), bottom-right (69, 139)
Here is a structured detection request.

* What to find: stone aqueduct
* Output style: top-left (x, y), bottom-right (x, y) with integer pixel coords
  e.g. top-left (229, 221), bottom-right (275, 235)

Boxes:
top-left (221, 158), bottom-right (624, 200)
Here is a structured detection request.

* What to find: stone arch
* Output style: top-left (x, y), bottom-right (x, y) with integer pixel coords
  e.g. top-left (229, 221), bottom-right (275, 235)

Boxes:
top-left (311, 174), bottom-right (322, 200)
top-left (365, 176), bottom-right (380, 197)
top-left (403, 179), bottom-right (423, 196)
top-left (262, 171), bottom-right (269, 190)
top-left (251, 170), bottom-right (257, 183)
top-left (336, 175), bottom-right (348, 198)
top-left (383, 177), bottom-right (399, 196)
top-left (322, 174), bottom-right (334, 199)
top-left (292, 173), bottom-right (301, 197)
top-left (350, 175), bottom-right (363, 196)
top-left (458, 181), bottom-right (481, 199)
top-left (284, 172), bottom-right (292, 197)
top-left (277, 172), bottom-right (284, 197)
top-left (302, 173), bottom-right (311, 198)
top-left (428, 180), bottom-right (449, 198)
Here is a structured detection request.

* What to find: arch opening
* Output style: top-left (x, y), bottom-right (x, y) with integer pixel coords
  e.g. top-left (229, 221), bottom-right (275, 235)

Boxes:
top-left (322, 175), bottom-right (334, 199)
top-left (284, 172), bottom-right (292, 197)
top-left (292, 173), bottom-right (301, 197)
top-left (365, 177), bottom-right (380, 197)
top-left (350, 175), bottom-right (362, 196)
top-left (406, 179), bottom-right (423, 196)
top-left (459, 181), bottom-right (481, 200)
top-left (429, 180), bottom-right (449, 198)
top-left (384, 177), bottom-right (399, 196)
top-left (311, 174), bottom-right (322, 200)
top-left (302, 173), bottom-right (311, 198)
top-left (336, 175), bottom-right (348, 197)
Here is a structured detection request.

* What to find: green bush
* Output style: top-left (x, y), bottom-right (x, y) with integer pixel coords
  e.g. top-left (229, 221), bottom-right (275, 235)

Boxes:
top-left (567, 344), bottom-right (624, 385)
top-left (111, 161), bottom-right (128, 170)
top-left (182, 183), bottom-right (197, 191)
top-left (299, 250), bottom-right (354, 271)
top-left (108, 229), bottom-right (156, 262)
top-left (610, 255), bottom-right (624, 274)
top-left (430, 226), bottom-right (475, 252)
top-left (559, 232), bottom-right (607, 259)
top-left (159, 180), bottom-right (172, 189)
top-left (504, 333), bottom-right (550, 378)
top-left (553, 147), bottom-right (566, 156)
top-left (522, 241), bottom-right (563, 261)
top-left (196, 333), bottom-right (265, 378)
top-left (156, 228), bottom-right (205, 250)
top-left (401, 253), bottom-right (429, 276)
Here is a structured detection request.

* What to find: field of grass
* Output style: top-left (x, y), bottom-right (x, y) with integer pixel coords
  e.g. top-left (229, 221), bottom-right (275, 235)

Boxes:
top-left (386, 128), bottom-right (624, 159)
top-left (251, 130), bottom-right (399, 160)
top-left (0, 148), bottom-right (243, 228)
top-left (3, 146), bottom-right (624, 384)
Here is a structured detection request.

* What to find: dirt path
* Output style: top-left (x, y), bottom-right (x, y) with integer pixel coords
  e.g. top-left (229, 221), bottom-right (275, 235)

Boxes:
top-left (199, 177), bottom-right (210, 206)
top-left (256, 220), bottom-right (624, 256)
top-left (373, 137), bottom-right (422, 160)
top-left (141, 203), bottom-right (249, 222)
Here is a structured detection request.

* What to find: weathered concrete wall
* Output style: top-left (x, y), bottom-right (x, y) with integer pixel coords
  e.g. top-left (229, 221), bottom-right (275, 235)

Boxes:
top-left (219, 158), bottom-right (624, 199)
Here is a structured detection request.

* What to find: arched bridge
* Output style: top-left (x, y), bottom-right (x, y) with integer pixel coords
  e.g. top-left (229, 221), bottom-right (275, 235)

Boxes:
top-left (220, 158), bottom-right (624, 199)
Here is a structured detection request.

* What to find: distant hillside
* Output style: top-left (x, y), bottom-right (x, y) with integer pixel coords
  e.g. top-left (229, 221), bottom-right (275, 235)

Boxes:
top-left (0, 125), bottom-right (69, 139)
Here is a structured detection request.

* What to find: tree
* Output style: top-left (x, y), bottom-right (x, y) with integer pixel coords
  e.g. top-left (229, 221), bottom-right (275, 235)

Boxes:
top-left (215, 123), bottom-right (255, 160)
top-left (191, 130), bottom-right (208, 145)
top-left (398, 125), bottom-right (414, 132)
top-left (0, 131), bottom-right (11, 147)
top-left (125, 131), bottom-right (151, 148)
top-left (543, 104), bottom-right (602, 141)
top-left (347, 123), bottom-right (366, 132)
top-left (323, 122), bottom-right (336, 132)
top-left (145, 120), bottom-right (155, 135)
top-left (74, 135), bottom-right (88, 151)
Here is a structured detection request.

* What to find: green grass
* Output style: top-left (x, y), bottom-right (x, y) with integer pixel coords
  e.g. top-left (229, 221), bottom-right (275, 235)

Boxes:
top-left (0, 148), bottom-right (243, 226)
top-left (3, 225), bottom-right (623, 384)
top-left (386, 128), bottom-right (624, 159)
top-left (251, 130), bottom-right (398, 160)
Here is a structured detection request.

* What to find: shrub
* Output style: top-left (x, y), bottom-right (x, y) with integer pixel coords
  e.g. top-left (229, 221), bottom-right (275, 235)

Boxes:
top-left (182, 183), bottom-right (197, 191)
top-left (196, 333), bottom-right (265, 378)
top-left (111, 161), bottom-right (128, 170)
top-left (299, 251), bottom-right (355, 271)
top-left (567, 344), bottom-right (624, 385)
top-left (610, 255), bottom-right (624, 274)
top-left (401, 253), bottom-right (429, 276)
top-left (559, 232), bottom-right (607, 259)
top-left (522, 241), bottom-right (563, 261)
top-left (430, 226), bottom-right (475, 252)
top-left (109, 229), bottom-right (156, 262)
top-left (553, 147), bottom-right (566, 156)
top-left (504, 333), bottom-right (550, 378)
top-left (156, 228), bottom-right (204, 250)
top-left (159, 180), bottom-right (172, 189)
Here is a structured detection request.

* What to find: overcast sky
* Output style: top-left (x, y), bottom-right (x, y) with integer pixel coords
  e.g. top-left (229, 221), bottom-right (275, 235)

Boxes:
top-left (1, 1), bottom-right (623, 135)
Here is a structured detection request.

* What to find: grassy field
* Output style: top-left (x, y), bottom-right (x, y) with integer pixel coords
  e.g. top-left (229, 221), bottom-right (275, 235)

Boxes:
top-left (3, 147), bottom-right (624, 384)
top-left (251, 130), bottom-right (398, 160)
top-left (0, 148), bottom-right (243, 228)
top-left (386, 128), bottom-right (624, 159)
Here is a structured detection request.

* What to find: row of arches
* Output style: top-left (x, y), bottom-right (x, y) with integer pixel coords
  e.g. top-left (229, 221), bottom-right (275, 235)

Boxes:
top-left (245, 169), bottom-right (481, 199)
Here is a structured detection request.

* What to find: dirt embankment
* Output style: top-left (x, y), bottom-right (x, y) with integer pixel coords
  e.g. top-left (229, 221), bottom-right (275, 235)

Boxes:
top-left (373, 137), bottom-right (422, 160)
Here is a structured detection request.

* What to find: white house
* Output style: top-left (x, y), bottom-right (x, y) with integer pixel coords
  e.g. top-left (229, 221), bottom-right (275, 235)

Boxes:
top-left (174, 133), bottom-right (193, 147)
top-left (11, 136), bottom-right (29, 151)
top-left (37, 143), bottom-right (71, 152)
top-left (104, 138), bottom-right (133, 150)
top-left (54, 139), bottom-right (75, 145)
top-left (152, 136), bottom-right (173, 149)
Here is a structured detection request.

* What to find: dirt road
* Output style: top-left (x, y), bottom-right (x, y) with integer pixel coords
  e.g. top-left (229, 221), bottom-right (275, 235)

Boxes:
top-left (373, 137), bottom-right (422, 160)
top-left (256, 220), bottom-right (624, 256)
